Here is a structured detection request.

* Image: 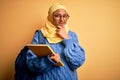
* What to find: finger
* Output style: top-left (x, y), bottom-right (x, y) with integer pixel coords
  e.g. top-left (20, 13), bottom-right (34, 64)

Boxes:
top-left (56, 29), bottom-right (60, 33)
top-left (50, 56), bottom-right (54, 59)
top-left (56, 29), bottom-right (59, 32)
top-left (56, 26), bottom-right (62, 29)
top-left (49, 54), bottom-right (54, 57)
top-left (55, 54), bottom-right (60, 59)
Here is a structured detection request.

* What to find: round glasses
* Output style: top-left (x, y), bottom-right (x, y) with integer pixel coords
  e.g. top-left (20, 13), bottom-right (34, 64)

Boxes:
top-left (53, 14), bottom-right (69, 19)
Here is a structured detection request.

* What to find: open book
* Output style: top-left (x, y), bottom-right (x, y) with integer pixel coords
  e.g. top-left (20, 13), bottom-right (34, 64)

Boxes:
top-left (26, 44), bottom-right (64, 66)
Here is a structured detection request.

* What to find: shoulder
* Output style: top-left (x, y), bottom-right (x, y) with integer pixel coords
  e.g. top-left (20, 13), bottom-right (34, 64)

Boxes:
top-left (32, 30), bottom-right (44, 39)
top-left (35, 29), bottom-right (41, 33)
top-left (33, 30), bottom-right (43, 36)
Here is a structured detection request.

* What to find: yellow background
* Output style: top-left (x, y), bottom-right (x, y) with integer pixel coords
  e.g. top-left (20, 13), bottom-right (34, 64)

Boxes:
top-left (0, 0), bottom-right (120, 80)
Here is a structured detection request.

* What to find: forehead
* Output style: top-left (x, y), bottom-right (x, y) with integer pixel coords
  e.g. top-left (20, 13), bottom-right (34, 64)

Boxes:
top-left (53, 9), bottom-right (67, 14)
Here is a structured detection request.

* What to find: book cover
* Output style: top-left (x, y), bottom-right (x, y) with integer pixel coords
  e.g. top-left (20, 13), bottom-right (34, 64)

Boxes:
top-left (26, 44), bottom-right (64, 66)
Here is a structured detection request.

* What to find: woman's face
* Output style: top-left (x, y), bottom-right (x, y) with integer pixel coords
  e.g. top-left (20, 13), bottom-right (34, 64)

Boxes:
top-left (52, 9), bottom-right (69, 27)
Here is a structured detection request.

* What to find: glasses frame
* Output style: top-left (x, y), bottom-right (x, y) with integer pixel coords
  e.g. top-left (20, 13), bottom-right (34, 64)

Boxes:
top-left (53, 14), bottom-right (70, 19)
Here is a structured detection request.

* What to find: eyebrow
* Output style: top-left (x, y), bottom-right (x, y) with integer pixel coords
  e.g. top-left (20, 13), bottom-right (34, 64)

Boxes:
top-left (53, 13), bottom-right (68, 15)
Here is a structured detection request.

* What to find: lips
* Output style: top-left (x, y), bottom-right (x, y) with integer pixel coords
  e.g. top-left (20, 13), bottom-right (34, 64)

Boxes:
top-left (58, 22), bottom-right (65, 25)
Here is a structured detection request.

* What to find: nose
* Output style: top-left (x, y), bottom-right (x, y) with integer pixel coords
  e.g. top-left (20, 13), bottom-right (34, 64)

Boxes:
top-left (59, 17), bottom-right (64, 22)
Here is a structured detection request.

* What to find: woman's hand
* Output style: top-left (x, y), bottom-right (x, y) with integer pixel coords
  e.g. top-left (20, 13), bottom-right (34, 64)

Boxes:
top-left (56, 26), bottom-right (69, 39)
top-left (49, 53), bottom-right (61, 63)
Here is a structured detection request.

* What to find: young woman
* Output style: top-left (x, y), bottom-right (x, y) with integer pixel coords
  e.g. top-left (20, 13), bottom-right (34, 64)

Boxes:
top-left (26, 3), bottom-right (85, 80)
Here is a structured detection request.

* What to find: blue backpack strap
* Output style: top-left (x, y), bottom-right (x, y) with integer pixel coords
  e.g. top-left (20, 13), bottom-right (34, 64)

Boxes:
top-left (15, 30), bottom-right (45, 80)
top-left (36, 30), bottom-right (45, 44)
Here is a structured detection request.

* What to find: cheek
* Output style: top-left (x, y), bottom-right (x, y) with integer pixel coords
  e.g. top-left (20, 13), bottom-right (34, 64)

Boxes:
top-left (65, 19), bottom-right (69, 23)
top-left (53, 18), bottom-right (59, 24)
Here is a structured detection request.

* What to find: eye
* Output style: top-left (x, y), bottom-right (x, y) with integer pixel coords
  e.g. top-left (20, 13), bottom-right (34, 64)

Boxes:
top-left (63, 14), bottom-right (69, 18)
top-left (54, 14), bottom-right (61, 18)
top-left (53, 14), bottom-right (69, 19)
